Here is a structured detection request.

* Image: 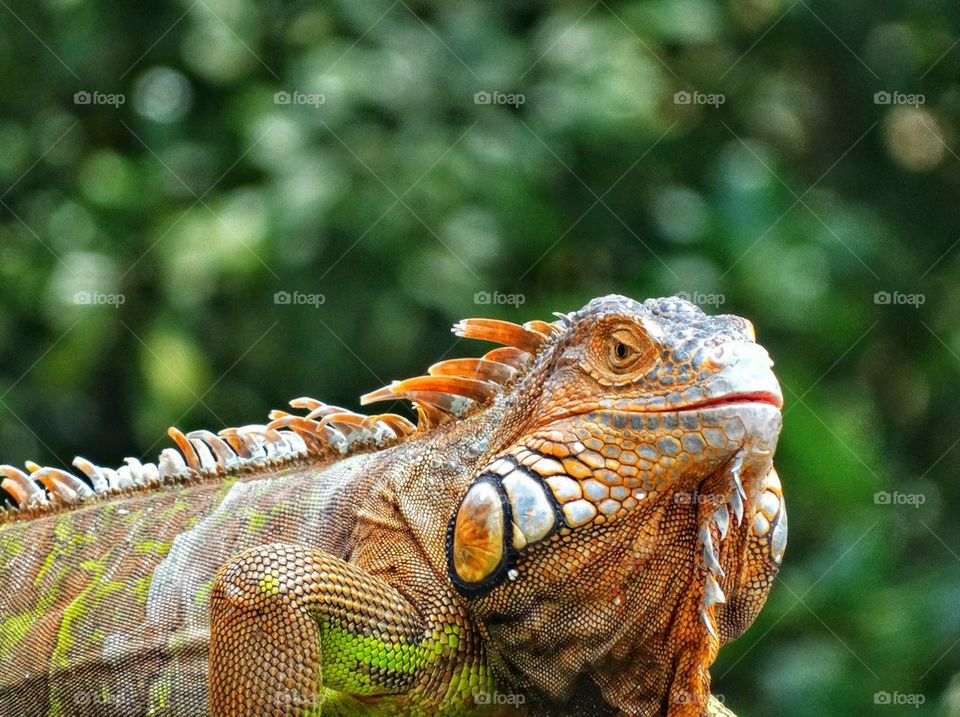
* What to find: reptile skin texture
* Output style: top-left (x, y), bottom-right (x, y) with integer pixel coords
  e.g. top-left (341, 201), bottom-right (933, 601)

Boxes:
top-left (0, 295), bottom-right (785, 716)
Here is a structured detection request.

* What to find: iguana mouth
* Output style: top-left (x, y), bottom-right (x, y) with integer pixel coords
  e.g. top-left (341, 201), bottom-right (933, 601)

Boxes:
top-left (679, 391), bottom-right (784, 411)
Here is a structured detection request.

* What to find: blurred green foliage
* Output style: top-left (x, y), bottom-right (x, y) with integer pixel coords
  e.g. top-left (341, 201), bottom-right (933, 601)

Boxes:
top-left (2, 0), bottom-right (960, 714)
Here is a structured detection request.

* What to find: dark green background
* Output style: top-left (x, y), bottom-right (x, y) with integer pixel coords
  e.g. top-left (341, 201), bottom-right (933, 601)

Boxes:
top-left (1, 1), bottom-right (958, 714)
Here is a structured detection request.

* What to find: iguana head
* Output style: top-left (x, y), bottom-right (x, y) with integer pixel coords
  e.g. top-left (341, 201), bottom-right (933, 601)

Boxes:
top-left (446, 294), bottom-right (785, 712)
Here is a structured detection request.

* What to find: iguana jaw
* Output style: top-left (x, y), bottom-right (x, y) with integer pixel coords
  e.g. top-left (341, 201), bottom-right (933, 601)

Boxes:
top-left (454, 401), bottom-right (782, 713)
top-left (449, 397), bottom-right (782, 590)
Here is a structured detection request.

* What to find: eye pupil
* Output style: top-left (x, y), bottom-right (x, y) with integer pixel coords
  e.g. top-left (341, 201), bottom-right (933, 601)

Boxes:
top-left (615, 342), bottom-right (628, 360)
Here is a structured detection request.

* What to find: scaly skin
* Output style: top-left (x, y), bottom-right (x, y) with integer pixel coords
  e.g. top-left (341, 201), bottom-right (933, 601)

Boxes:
top-left (0, 295), bottom-right (786, 716)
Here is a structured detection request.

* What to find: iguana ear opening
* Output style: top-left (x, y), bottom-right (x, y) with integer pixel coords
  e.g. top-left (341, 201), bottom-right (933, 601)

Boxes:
top-left (446, 453), bottom-right (566, 597)
top-left (448, 477), bottom-right (509, 589)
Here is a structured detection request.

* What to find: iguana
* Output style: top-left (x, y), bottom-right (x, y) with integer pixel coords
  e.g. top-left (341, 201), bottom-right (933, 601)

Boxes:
top-left (0, 294), bottom-right (786, 717)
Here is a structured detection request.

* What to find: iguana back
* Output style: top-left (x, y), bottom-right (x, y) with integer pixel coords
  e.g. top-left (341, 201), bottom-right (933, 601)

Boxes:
top-left (1, 409), bottom-right (503, 714)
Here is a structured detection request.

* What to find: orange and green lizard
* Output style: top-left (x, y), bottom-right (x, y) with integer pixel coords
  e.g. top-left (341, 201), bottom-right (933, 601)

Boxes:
top-left (0, 294), bottom-right (786, 716)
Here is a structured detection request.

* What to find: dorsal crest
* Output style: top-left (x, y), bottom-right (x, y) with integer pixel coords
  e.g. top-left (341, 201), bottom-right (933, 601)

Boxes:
top-left (0, 313), bottom-right (566, 521)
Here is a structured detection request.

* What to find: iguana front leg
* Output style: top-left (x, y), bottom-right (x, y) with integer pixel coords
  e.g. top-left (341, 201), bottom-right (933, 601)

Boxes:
top-left (209, 543), bottom-right (435, 716)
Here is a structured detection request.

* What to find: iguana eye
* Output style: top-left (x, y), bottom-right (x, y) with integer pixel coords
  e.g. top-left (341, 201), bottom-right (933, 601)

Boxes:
top-left (606, 327), bottom-right (652, 373)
